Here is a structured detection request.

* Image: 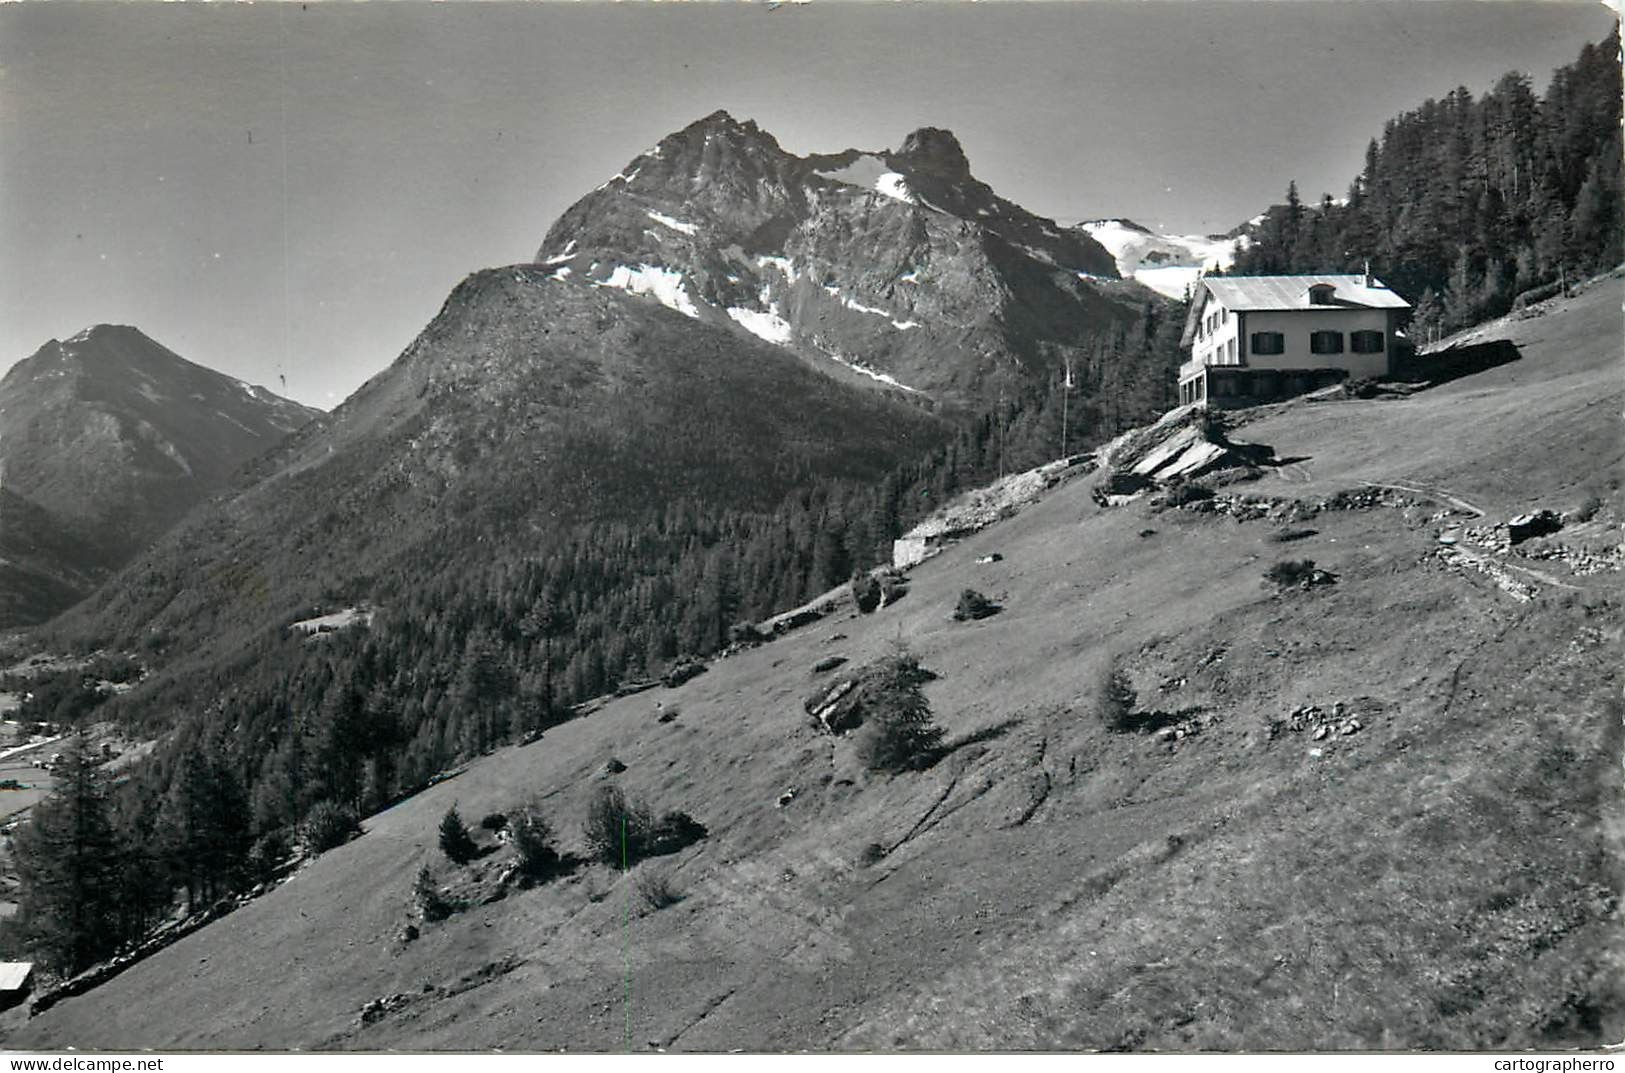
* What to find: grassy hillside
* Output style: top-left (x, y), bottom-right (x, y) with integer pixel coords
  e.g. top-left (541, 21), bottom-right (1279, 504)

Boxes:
top-left (11, 275), bottom-right (1620, 1052)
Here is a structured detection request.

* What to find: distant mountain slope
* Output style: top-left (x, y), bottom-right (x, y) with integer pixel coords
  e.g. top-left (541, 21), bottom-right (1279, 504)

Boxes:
top-left (535, 111), bottom-right (1157, 404)
top-left (53, 275), bottom-right (947, 658)
top-left (0, 326), bottom-right (318, 626)
top-left (1075, 217), bottom-right (1255, 299)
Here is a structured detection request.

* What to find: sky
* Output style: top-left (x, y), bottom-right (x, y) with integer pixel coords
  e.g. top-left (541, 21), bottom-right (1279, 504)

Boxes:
top-left (1, 0), bottom-right (1616, 409)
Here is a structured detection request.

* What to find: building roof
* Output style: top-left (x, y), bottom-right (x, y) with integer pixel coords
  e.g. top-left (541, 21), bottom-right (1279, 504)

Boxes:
top-left (0, 962), bottom-right (34, 991)
top-left (1202, 275), bottom-right (1412, 311)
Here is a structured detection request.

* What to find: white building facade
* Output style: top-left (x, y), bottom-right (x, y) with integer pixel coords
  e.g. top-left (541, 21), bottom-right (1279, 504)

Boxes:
top-left (1178, 274), bottom-right (1411, 407)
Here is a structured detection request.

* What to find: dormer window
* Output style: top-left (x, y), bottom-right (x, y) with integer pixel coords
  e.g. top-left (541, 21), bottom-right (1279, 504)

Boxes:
top-left (1307, 284), bottom-right (1336, 306)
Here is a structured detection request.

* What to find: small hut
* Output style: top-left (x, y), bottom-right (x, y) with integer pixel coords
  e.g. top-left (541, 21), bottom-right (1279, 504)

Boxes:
top-left (0, 962), bottom-right (34, 1010)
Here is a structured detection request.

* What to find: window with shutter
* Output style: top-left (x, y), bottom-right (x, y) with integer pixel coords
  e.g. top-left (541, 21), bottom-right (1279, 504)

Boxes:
top-left (1310, 330), bottom-right (1345, 354)
top-left (1350, 330), bottom-right (1385, 353)
top-left (1250, 332), bottom-right (1284, 355)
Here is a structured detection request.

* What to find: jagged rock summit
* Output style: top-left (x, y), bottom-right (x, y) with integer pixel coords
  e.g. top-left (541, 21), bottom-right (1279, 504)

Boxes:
top-left (0, 325), bottom-right (319, 626)
top-left (536, 111), bottom-right (1146, 404)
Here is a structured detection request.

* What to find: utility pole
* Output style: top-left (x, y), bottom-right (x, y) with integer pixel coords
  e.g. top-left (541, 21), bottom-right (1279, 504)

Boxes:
top-left (1060, 358), bottom-right (1073, 461)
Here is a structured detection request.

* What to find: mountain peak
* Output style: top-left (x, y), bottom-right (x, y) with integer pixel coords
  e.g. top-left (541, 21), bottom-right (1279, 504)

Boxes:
top-left (533, 112), bottom-right (1127, 398)
top-left (0, 326), bottom-right (319, 626)
top-left (692, 108), bottom-right (744, 129)
top-left (63, 323), bottom-right (159, 352)
top-left (894, 127), bottom-right (971, 179)
top-left (678, 109), bottom-right (770, 143)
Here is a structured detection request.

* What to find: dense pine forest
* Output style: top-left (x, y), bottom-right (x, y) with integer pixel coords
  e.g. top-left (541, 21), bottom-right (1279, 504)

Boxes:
top-left (1233, 27), bottom-right (1621, 342)
top-left (6, 27), bottom-right (1621, 982)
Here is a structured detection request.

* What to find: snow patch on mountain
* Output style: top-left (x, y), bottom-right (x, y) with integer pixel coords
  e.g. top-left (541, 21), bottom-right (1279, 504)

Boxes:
top-left (727, 306), bottom-right (795, 345)
top-left (596, 264), bottom-right (701, 319)
top-left (824, 287), bottom-right (919, 330)
top-left (815, 154), bottom-right (892, 191)
top-left (1134, 266), bottom-right (1202, 300)
top-left (756, 255), bottom-right (800, 285)
top-left (1077, 218), bottom-right (1249, 300)
top-left (542, 240), bottom-right (578, 265)
top-left (875, 173), bottom-right (917, 205)
top-left (819, 348), bottom-right (921, 393)
top-left (595, 167), bottom-right (641, 192)
top-left (647, 211), bottom-right (699, 236)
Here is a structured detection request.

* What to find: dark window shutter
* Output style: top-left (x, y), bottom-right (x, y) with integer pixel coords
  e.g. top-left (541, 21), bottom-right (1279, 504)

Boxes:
top-left (1310, 330), bottom-right (1344, 354)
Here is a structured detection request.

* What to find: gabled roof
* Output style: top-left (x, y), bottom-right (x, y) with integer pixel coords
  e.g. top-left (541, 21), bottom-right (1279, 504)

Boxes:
top-left (0, 962), bottom-right (34, 991)
top-left (1202, 275), bottom-right (1412, 311)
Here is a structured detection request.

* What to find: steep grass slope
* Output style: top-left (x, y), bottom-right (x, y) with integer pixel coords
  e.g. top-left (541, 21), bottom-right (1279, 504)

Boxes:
top-left (12, 278), bottom-right (1621, 1052)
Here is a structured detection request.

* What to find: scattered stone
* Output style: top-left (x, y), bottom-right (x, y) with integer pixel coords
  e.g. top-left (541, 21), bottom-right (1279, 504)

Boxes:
top-left (812, 655), bottom-right (848, 675)
top-left (1434, 546), bottom-right (1538, 601)
top-left (952, 588), bottom-right (1001, 621)
top-left (357, 993), bottom-right (412, 1026)
top-left (1319, 487), bottom-right (1415, 512)
top-left (770, 608), bottom-right (825, 636)
top-left (975, 553), bottom-right (1004, 564)
top-left (776, 787), bottom-right (797, 808)
top-left (1312, 725), bottom-right (1329, 741)
top-left (1092, 470), bottom-right (1154, 506)
top-left (604, 757), bottom-right (628, 775)
top-left (399, 924), bottom-right (419, 943)
top-left (662, 661), bottom-right (707, 688)
top-left (804, 677), bottom-right (861, 733)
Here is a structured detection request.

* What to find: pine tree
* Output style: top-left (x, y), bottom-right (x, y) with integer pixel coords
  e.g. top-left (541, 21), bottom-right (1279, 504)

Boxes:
top-left (13, 737), bottom-right (127, 975)
top-left (159, 738), bottom-right (250, 911)
top-left (510, 801), bottom-right (561, 880)
top-left (438, 806), bottom-right (478, 865)
top-left (853, 646), bottom-right (944, 773)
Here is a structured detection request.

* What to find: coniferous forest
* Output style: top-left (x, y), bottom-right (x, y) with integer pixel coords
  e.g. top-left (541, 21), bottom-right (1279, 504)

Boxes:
top-left (1232, 27), bottom-right (1621, 343)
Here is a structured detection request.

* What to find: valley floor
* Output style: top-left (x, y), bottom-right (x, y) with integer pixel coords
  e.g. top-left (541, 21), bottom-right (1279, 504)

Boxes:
top-left (10, 277), bottom-right (1623, 1053)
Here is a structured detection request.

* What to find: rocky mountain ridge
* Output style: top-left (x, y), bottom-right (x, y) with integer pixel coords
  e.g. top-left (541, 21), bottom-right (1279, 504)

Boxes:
top-left (536, 111), bottom-right (1153, 403)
